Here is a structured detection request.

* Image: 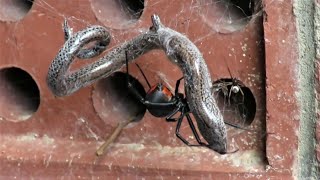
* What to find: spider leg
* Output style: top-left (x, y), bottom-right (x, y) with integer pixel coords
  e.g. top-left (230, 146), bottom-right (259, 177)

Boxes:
top-left (135, 63), bottom-right (151, 89)
top-left (165, 105), bottom-right (182, 122)
top-left (175, 111), bottom-right (193, 146)
top-left (125, 51), bottom-right (146, 104)
top-left (175, 77), bottom-right (184, 96)
top-left (228, 86), bottom-right (233, 105)
top-left (239, 87), bottom-right (245, 103)
top-left (175, 108), bottom-right (207, 147)
top-left (221, 86), bottom-right (228, 105)
top-left (213, 81), bottom-right (231, 105)
top-left (163, 77), bottom-right (184, 119)
top-left (185, 113), bottom-right (207, 146)
top-left (224, 121), bottom-right (255, 132)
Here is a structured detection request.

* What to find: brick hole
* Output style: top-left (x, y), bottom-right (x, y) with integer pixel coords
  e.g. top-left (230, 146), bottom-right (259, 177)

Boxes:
top-left (0, 0), bottom-right (33, 22)
top-left (92, 72), bottom-right (146, 127)
top-left (197, 0), bottom-right (256, 33)
top-left (90, 0), bottom-right (144, 29)
top-left (212, 78), bottom-right (256, 127)
top-left (0, 67), bottom-right (40, 122)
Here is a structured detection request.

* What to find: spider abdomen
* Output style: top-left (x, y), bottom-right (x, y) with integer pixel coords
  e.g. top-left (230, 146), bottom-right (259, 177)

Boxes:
top-left (145, 84), bottom-right (176, 117)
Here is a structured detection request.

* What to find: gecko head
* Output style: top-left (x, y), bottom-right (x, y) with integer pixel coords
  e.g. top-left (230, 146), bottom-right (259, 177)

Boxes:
top-left (207, 142), bottom-right (227, 155)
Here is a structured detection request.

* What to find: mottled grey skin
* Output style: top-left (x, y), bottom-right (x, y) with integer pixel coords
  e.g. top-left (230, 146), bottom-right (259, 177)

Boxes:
top-left (47, 15), bottom-right (227, 154)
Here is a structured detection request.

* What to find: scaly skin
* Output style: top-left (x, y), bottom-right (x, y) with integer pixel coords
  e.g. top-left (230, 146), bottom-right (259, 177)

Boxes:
top-left (47, 15), bottom-right (227, 154)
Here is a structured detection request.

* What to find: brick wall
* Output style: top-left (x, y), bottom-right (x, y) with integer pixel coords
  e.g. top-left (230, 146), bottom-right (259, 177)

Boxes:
top-left (0, 0), bottom-right (317, 179)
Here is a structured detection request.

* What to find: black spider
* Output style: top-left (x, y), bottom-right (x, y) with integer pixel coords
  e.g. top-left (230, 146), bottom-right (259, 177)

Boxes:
top-left (125, 52), bottom-right (208, 147)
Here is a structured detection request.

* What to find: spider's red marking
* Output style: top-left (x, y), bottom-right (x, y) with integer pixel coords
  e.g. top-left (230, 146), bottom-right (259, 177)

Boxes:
top-left (147, 84), bottom-right (173, 100)
top-left (161, 86), bottom-right (173, 100)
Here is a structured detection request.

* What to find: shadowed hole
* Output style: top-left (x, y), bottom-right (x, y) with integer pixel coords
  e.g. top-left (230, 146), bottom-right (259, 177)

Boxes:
top-left (0, 67), bottom-right (40, 121)
top-left (92, 72), bottom-right (146, 127)
top-left (0, 0), bottom-right (34, 22)
top-left (197, 0), bottom-right (258, 33)
top-left (91, 0), bottom-right (144, 29)
top-left (212, 78), bottom-right (256, 127)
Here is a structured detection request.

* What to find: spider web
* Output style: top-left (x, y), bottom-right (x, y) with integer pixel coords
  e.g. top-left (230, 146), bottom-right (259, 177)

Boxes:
top-left (31, 0), bottom-right (265, 134)
top-left (21, 0), bottom-right (267, 47)
top-left (2, 0), bottom-right (269, 156)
